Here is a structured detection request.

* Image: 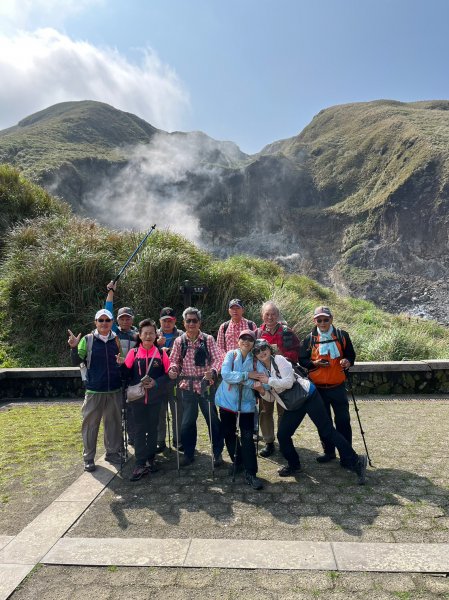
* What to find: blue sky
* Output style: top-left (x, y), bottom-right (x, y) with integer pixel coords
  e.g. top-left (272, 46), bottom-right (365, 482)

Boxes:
top-left (1, 0), bottom-right (449, 153)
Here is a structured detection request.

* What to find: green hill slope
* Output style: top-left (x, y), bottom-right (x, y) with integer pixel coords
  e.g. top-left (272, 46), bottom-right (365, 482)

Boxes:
top-left (0, 166), bottom-right (448, 368)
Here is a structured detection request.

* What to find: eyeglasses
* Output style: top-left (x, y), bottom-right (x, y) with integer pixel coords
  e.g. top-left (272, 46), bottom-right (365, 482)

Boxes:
top-left (316, 318), bottom-right (330, 323)
top-left (97, 318), bottom-right (112, 323)
top-left (254, 344), bottom-right (270, 354)
top-left (239, 336), bottom-right (254, 342)
top-left (185, 318), bottom-right (199, 324)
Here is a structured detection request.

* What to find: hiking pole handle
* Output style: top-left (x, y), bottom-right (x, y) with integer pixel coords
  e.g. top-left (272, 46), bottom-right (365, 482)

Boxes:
top-left (112, 224), bottom-right (156, 284)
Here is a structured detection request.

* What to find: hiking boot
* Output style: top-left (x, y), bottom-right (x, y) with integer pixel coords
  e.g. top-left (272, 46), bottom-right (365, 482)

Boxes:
top-left (259, 442), bottom-right (275, 458)
top-left (278, 464), bottom-right (301, 477)
top-left (354, 454), bottom-right (368, 485)
top-left (129, 465), bottom-right (149, 481)
top-left (84, 460), bottom-right (96, 473)
top-left (228, 462), bottom-right (244, 476)
top-left (245, 472), bottom-right (263, 490)
top-left (156, 442), bottom-right (167, 454)
top-left (316, 453), bottom-right (337, 463)
top-left (180, 455), bottom-right (195, 467)
top-left (213, 453), bottom-right (224, 468)
top-left (105, 453), bottom-right (122, 465)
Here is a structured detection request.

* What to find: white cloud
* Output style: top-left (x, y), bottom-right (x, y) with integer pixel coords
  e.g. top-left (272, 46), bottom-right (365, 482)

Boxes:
top-left (0, 0), bottom-right (104, 30)
top-left (0, 28), bottom-right (189, 131)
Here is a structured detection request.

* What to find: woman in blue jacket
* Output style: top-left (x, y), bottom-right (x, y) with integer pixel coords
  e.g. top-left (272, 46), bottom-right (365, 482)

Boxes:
top-left (215, 329), bottom-right (267, 490)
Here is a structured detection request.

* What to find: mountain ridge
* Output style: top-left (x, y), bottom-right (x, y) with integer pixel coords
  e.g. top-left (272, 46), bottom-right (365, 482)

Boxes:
top-left (1, 99), bottom-right (448, 323)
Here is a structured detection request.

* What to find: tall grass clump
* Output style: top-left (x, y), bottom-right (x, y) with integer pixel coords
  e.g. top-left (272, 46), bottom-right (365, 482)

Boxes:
top-left (0, 164), bottom-right (68, 255)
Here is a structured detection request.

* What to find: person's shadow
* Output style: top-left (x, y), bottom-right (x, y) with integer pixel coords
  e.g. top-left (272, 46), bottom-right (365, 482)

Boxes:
top-left (103, 447), bottom-right (448, 540)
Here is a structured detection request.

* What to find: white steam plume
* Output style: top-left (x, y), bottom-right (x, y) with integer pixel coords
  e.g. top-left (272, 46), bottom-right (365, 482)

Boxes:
top-left (83, 132), bottom-right (238, 244)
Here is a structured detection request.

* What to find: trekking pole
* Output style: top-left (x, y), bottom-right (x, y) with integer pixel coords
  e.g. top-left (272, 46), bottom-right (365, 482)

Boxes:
top-left (255, 400), bottom-right (261, 457)
top-left (232, 385), bottom-right (243, 482)
top-left (112, 224), bottom-right (156, 284)
top-left (202, 378), bottom-right (215, 479)
top-left (166, 399), bottom-right (172, 453)
top-left (174, 384), bottom-right (181, 476)
top-left (345, 371), bottom-right (374, 467)
top-left (120, 384), bottom-right (128, 470)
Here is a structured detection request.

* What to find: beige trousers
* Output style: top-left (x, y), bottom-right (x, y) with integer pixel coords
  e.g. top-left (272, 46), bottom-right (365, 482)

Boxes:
top-left (259, 398), bottom-right (284, 444)
top-left (81, 391), bottom-right (122, 461)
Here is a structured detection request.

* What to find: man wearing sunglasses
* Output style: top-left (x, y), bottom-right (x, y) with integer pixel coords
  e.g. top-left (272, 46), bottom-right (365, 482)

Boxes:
top-left (299, 306), bottom-right (355, 467)
top-left (68, 308), bottom-right (123, 473)
top-left (168, 307), bottom-right (224, 467)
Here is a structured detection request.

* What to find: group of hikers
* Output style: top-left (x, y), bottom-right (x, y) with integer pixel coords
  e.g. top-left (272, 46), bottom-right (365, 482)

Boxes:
top-left (67, 282), bottom-right (368, 491)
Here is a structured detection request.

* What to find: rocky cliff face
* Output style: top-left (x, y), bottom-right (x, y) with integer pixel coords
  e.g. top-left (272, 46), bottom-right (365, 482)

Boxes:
top-left (1, 99), bottom-right (448, 323)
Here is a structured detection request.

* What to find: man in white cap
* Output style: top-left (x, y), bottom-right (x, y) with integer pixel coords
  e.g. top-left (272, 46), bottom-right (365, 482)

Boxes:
top-left (68, 308), bottom-right (124, 472)
top-left (299, 306), bottom-right (355, 467)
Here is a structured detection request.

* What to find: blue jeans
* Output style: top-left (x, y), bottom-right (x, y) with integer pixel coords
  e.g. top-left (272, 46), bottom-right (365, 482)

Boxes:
top-left (181, 389), bottom-right (224, 460)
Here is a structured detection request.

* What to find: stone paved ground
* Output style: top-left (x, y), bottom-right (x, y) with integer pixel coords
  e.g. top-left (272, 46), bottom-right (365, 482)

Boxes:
top-left (68, 401), bottom-right (449, 543)
top-left (10, 565), bottom-right (449, 599)
top-left (6, 399), bottom-right (449, 600)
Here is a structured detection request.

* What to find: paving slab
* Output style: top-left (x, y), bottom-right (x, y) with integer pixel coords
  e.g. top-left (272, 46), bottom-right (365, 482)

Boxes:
top-left (55, 463), bottom-right (118, 502)
top-left (0, 536), bottom-right (14, 551)
top-left (333, 541), bottom-right (449, 573)
top-left (0, 563), bottom-right (33, 600)
top-left (43, 537), bottom-right (190, 566)
top-left (0, 501), bottom-right (92, 564)
top-left (184, 538), bottom-right (336, 569)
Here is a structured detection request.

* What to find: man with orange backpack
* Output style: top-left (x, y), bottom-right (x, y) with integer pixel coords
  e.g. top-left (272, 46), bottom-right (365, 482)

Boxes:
top-left (299, 306), bottom-right (355, 467)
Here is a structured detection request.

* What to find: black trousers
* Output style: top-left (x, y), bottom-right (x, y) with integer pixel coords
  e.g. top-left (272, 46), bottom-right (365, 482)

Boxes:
top-left (130, 400), bottom-right (162, 466)
top-left (317, 383), bottom-right (352, 461)
top-left (219, 408), bottom-right (258, 476)
top-left (277, 391), bottom-right (357, 469)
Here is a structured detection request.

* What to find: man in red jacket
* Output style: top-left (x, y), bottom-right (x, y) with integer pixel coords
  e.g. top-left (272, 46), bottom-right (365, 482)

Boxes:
top-left (256, 301), bottom-right (300, 457)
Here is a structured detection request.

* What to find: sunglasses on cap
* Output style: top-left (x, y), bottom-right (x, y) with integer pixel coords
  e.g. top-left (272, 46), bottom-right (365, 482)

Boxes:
top-left (254, 343), bottom-right (270, 354)
top-left (316, 317), bottom-right (330, 324)
top-left (97, 318), bottom-right (112, 323)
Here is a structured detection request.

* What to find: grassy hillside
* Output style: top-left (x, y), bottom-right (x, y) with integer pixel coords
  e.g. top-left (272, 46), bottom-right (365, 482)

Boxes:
top-left (0, 166), bottom-right (448, 367)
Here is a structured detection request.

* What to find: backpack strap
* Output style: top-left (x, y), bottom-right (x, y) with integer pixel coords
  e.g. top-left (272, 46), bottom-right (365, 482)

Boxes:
top-left (85, 333), bottom-right (94, 369)
top-left (270, 356), bottom-right (282, 379)
top-left (222, 320), bottom-right (231, 352)
top-left (202, 333), bottom-right (211, 365)
top-left (180, 333), bottom-right (188, 360)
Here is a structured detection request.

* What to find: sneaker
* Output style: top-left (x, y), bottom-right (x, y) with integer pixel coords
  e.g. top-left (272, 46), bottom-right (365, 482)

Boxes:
top-left (84, 460), bottom-right (96, 472)
top-left (180, 455), bottom-right (195, 467)
top-left (156, 442), bottom-right (167, 454)
top-left (105, 453), bottom-right (122, 465)
top-left (259, 442), bottom-right (275, 458)
top-left (245, 472), bottom-right (263, 490)
top-left (129, 465), bottom-right (148, 481)
top-left (355, 454), bottom-right (368, 485)
top-left (213, 453), bottom-right (224, 468)
top-left (278, 464), bottom-right (301, 477)
top-left (316, 453), bottom-right (336, 463)
top-left (174, 443), bottom-right (184, 452)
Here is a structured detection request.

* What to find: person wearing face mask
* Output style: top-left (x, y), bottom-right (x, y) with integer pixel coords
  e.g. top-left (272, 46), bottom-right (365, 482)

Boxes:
top-left (299, 306), bottom-right (355, 467)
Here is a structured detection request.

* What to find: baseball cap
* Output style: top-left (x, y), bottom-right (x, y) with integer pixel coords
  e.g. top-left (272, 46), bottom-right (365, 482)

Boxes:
top-left (313, 306), bottom-right (333, 318)
top-left (238, 329), bottom-right (256, 341)
top-left (159, 307), bottom-right (176, 320)
top-left (229, 298), bottom-right (244, 308)
top-left (117, 307), bottom-right (134, 318)
top-left (95, 308), bottom-right (113, 320)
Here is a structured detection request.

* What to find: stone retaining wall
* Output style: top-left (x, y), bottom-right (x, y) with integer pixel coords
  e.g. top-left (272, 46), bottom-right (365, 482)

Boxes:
top-left (1, 361), bottom-right (449, 400)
